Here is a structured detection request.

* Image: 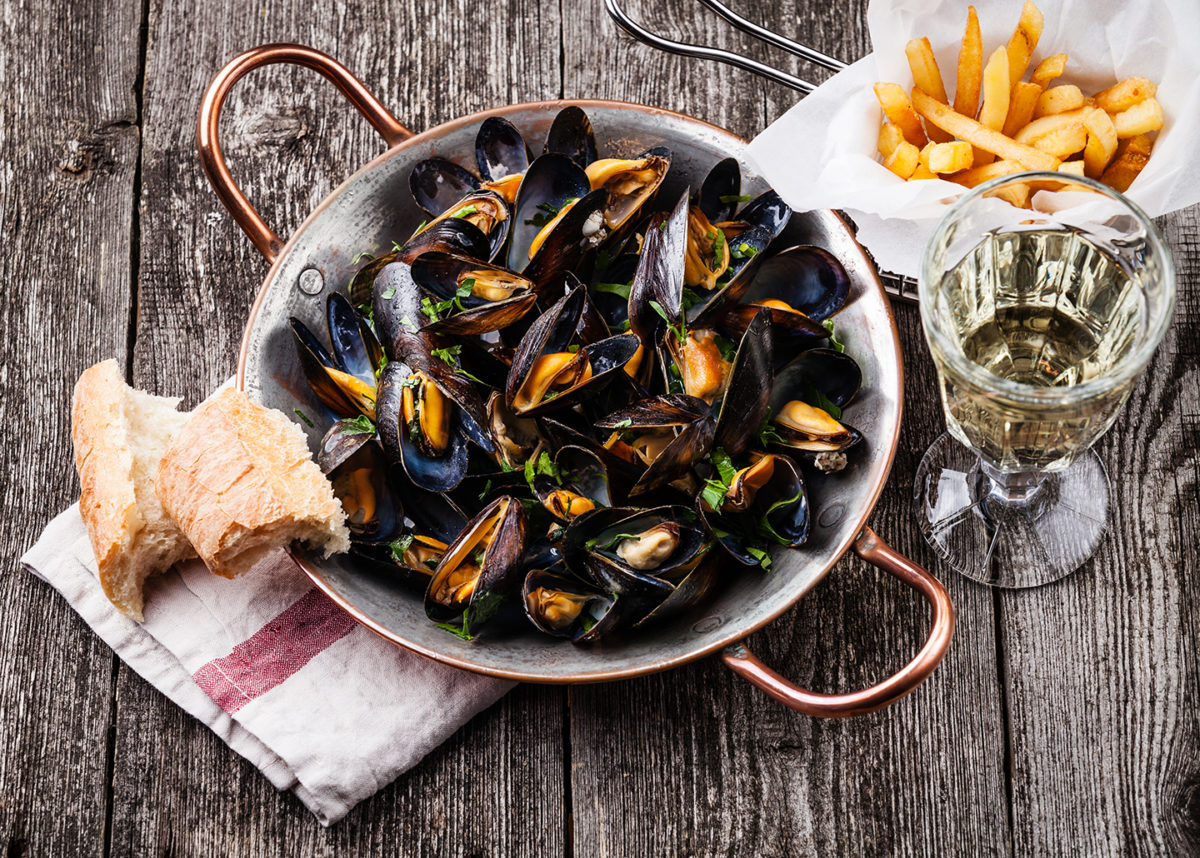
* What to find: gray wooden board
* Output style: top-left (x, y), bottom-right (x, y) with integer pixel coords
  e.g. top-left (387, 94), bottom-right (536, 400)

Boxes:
top-left (1, 0), bottom-right (1197, 854)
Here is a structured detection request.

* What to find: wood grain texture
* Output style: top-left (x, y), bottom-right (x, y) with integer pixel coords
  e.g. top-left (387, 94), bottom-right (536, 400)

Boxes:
top-left (0, 0), bottom-right (143, 855)
top-left (110, 0), bottom-right (565, 854)
top-left (1000, 206), bottom-right (1200, 857)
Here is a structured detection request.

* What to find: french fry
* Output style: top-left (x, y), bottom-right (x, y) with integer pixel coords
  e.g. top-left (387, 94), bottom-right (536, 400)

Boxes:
top-left (948, 159), bottom-right (1027, 188)
top-left (1013, 112), bottom-right (1086, 144)
top-left (1029, 53), bottom-right (1067, 89)
top-left (954, 6), bottom-right (983, 118)
top-left (1031, 122), bottom-right (1087, 158)
top-left (912, 88), bottom-right (1061, 170)
top-left (1100, 134), bottom-right (1153, 192)
top-left (992, 181), bottom-right (1031, 208)
top-left (874, 82), bottom-right (928, 147)
top-left (1083, 108), bottom-right (1118, 178)
top-left (878, 122), bottom-right (906, 159)
top-left (884, 140), bottom-right (921, 179)
top-left (1111, 97), bottom-right (1164, 138)
top-left (1003, 82), bottom-right (1043, 137)
top-left (927, 141), bottom-right (974, 173)
top-left (977, 46), bottom-right (1011, 164)
top-left (1057, 160), bottom-right (1086, 176)
top-left (907, 38), bottom-right (954, 142)
top-left (1005, 0), bottom-right (1044, 87)
top-left (1034, 85), bottom-right (1085, 118)
top-left (1093, 77), bottom-right (1157, 113)
top-left (912, 163), bottom-right (938, 180)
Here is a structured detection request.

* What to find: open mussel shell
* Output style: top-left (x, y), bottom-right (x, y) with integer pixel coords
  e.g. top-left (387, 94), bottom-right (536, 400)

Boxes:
top-left (290, 315), bottom-right (377, 420)
top-left (372, 260), bottom-right (429, 357)
top-left (410, 252), bottom-right (538, 336)
top-left (410, 157), bottom-right (481, 217)
top-left (698, 157), bottom-right (741, 223)
top-left (744, 245), bottom-right (851, 324)
top-left (773, 347), bottom-right (862, 410)
top-left (506, 286), bottom-right (639, 415)
top-left (588, 251), bottom-right (637, 332)
top-left (327, 292), bottom-right (382, 382)
top-left (425, 496), bottom-right (527, 637)
top-left (627, 190), bottom-right (689, 349)
top-left (521, 188), bottom-right (610, 294)
top-left (506, 153), bottom-right (591, 272)
top-left (476, 116), bottom-right (531, 183)
top-left (531, 445), bottom-right (613, 522)
top-left (766, 352), bottom-right (864, 459)
top-left (595, 393), bottom-right (716, 496)
top-left (698, 453), bottom-right (811, 566)
top-left (317, 417), bottom-right (376, 474)
top-left (584, 146), bottom-right (671, 233)
top-left (348, 250), bottom-right (400, 308)
top-left (375, 361), bottom-right (470, 492)
top-left (734, 191), bottom-right (792, 241)
top-left (321, 436), bottom-right (405, 546)
top-left (713, 309), bottom-right (773, 457)
top-left (417, 189), bottom-right (512, 263)
top-left (544, 106), bottom-right (598, 168)
top-left (563, 505), bottom-right (712, 590)
top-left (685, 225), bottom-right (773, 327)
top-left (633, 552), bottom-right (722, 628)
top-left (396, 218), bottom-right (491, 266)
top-left (522, 568), bottom-right (619, 642)
top-left (487, 390), bottom-right (543, 470)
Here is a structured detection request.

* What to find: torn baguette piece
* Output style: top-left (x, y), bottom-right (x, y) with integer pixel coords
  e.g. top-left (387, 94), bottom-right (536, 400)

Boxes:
top-left (156, 388), bottom-right (350, 579)
top-left (72, 359), bottom-right (195, 621)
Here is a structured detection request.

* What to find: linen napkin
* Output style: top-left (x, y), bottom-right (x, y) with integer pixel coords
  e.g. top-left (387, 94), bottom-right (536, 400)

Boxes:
top-left (21, 504), bottom-right (512, 826)
top-left (746, 0), bottom-right (1200, 278)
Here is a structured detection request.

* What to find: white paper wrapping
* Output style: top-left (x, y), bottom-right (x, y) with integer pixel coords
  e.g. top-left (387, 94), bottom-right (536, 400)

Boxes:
top-left (747, 0), bottom-right (1200, 278)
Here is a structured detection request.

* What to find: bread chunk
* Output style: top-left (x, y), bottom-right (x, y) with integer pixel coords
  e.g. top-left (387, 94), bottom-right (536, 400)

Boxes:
top-left (72, 360), bottom-right (194, 621)
top-left (156, 389), bottom-right (350, 579)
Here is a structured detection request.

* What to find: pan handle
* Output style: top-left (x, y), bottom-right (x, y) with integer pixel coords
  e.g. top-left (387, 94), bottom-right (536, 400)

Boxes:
top-left (721, 526), bottom-right (954, 717)
top-left (197, 43), bottom-right (412, 264)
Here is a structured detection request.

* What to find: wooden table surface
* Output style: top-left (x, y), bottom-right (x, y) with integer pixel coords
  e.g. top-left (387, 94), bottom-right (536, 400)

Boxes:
top-left (3, 0), bottom-right (1197, 854)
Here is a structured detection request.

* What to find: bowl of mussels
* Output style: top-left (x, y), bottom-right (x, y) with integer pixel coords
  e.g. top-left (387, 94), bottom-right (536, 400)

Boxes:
top-left (209, 45), bottom-right (953, 714)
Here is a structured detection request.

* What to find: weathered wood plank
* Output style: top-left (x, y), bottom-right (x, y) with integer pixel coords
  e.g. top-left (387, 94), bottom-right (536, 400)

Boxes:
top-left (1001, 205), bottom-right (1200, 856)
top-left (0, 0), bottom-right (144, 855)
top-left (565, 1), bottom-right (1010, 855)
top-left (109, 0), bottom-right (566, 853)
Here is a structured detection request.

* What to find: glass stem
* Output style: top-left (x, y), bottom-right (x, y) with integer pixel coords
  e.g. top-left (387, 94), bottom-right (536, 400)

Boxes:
top-left (978, 460), bottom-right (1046, 505)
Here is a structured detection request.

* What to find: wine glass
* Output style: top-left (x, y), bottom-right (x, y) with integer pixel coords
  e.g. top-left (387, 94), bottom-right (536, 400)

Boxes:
top-left (914, 172), bottom-right (1176, 588)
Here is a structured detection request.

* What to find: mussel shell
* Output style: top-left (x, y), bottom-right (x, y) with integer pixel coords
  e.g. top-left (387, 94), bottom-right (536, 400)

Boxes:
top-left (327, 291), bottom-right (382, 384)
top-left (521, 568), bottom-right (619, 642)
top-left (627, 190), bottom-right (689, 346)
top-left (372, 260), bottom-right (429, 358)
top-left (425, 496), bottom-right (527, 635)
top-left (633, 553), bottom-right (721, 628)
top-left (324, 439), bottom-right (405, 545)
top-left (487, 390), bottom-right (544, 470)
top-left (317, 418), bottom-right (376, 474)
top-left (563, 505), bottom-right (711, 585)
top-left (402, 345), bottom-right (492, 451)
top-left (595, 393), bottom-right (709, 429)
top-left (410, 157), bottom-right (481, 217)
top-left (736, 190), bottom-right (792, 240)
top-left (627, 417), bottom-right (715, 496)
top-left (698, 453), bottom-right (810, 566)
top-left (396, 218), bottom-right (491, 266)
top-left (713, 308), bottom-right (773, 457)
top-left (588, 252), bottom-right (638, 331)
top-left (745, 245), bottom-right (851, 324)
top-left (426, 189), bottom-right (512, 263)
top-left (290, 317), bottom-right (375, 419)
top-left (531, 444), bottom-right (613, 522)
top-left (771, 348), bottom-right (863, 411)
top-left (587, 146), bottom-right (671, 233)
top-left (506, 153), bottom-right (591, 272)
top-left (410, 252), bottom-right (538, 336)
top-left (375, 361), bottom-right (470, 492)
top-left (476, 117), bottom-right (531, 182)
top-left (521, 188), bottom-right (610, 294)
top-left (348, 250), bottom-right (400, 309)
top-left (698, 157), bottom-right (741, 223)
top-left (544, 106), bottom-right (598, 168)
top-left (685, 225), bottom-right (773, 327)
top-left (536, 415), bottom-right (644, 496)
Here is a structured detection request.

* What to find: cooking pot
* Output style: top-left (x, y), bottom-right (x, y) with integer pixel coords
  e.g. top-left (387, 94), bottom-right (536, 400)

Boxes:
top-left (200, 44), bottom-right (953, 717)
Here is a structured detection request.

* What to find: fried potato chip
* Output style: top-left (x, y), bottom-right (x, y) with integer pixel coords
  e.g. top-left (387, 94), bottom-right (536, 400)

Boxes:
top-left (1031, 122), bottom-right (1087, 158)
top-left (1029, 53), bottom-right (1067, 89)
top-left (1101, 134), bottom-right (1153, 192)
top-left (954, 6), bottom-right (983, 119)
top-left (1013, 112), bottom-right (1084, 144)
top-left (948, 159), bottom-right (1027, 188)
top-left (1082, 109), bottom-right (1118, 179)
top-left (907, 38), bottom-right (955, 143)
top-left (878, 122), bottom-right (906, 159)
top-left (1111, 97), bottom-right (1164, 138)
top-left (1057, 160), bottom-right (1086, 176)
top-left (874, 82), bottom-right (929, 147)
top-left (912, 88), bottom-right (1060, 170)
top-left (1005, 0), bottom-right (1044, 87)
top-left (926, 141), bottom-right (974, 173)
top-left (1094, 77), bottom-right (1157, 113)
top-left (1034, 85), bottom-right (1085, 118)
top-left (1003, 82), bottom-right (1043, 137)
top-left (884, 140), bottom-right (921, 179)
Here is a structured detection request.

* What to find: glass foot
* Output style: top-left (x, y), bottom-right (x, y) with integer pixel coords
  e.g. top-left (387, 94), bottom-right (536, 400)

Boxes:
top-left (913, 433), bottom-right (1110, 588)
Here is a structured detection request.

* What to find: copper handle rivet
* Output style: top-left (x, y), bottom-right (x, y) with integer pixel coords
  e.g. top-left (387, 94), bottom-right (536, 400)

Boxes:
top-left (818, 501), bottom-right (846, 529)
top-left (297, 267), bottom-right (324, 295)
top-left (693, 616), bottom-right (724, 633)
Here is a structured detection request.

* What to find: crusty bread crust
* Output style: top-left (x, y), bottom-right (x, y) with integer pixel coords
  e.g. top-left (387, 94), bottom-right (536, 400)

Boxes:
top-left (72, 360), bottom-right (194, 620)
top-left (156, 389), bottom-right (350, 579)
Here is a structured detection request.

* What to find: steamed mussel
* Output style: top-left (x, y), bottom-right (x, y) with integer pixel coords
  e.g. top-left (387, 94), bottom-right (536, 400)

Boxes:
top-left (287, 106), bottom-right (866, 643)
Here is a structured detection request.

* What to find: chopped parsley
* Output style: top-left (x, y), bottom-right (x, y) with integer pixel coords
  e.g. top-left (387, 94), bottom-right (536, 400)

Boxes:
top-left (478, 479), bottom-right (493, 500)
top-left (757, 408), bottom-right (785, 447)
top-left (758, 488), bottom-right (805, 546)
top-left (389, 535), bottom-right (414, 563)
top-left (804, 383), bottom-right (843, 420)
top-left (747, 545), bottom-right (772, 571)
top-left (613, 418), bottom-right (632, 429)
top-left (711, 227), bottom-right (727, 261)
top-left (718, 194), bottom-right (752, 204)
top-left (381, 284), bottom-right (397, 300)
top-left (822, 318), bottom-right (845, 353)
top-left (585, 531), bottom-right (644, 553)
top-left (399, 315), bottom-right (418, 333)
top-left (649, 299), bottom-right (686, 344)
top-left (592, 281), bottom-right (632, 300)
top-left (700, 447), bottom-right (737, 510)
top-left (524, 451), bottom-right (563, 489)
top-left (351, 250), bottom-right (375, 264)
top-left (730, 242), bottom-right (759, 260)
top-left (293, 409), bottom-right (314, 428)
top-left (450, 204), bottom-right (478, 219)
top-left (342, 414), bottom-right (376, 436)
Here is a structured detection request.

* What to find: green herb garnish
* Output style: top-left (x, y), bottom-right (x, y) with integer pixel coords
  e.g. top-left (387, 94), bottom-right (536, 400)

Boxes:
top-left (822, 319), bottom-right (845, 353)
top-left (450, 204), bottom-right (478, 219)
top-left (718, 194), bottom-right (752, 204)
top-left (342, 414), bottom-right (376, 436)
top-left (351, 250), bottom-right (375, 264)
top-left (613, 418), bottom-right (632, 429)
top-left (381, 284), bottom-right (397, 300)
top-left (524, 451), bottom-right (563, 489)
top-left (389, 535), bottom-right (414, 563)
top-left (478, 479), bottom-right (493, 500)
top-left (649, 300), bottom-right (686, 344)
top-left (711, 227), bottom-right (727, 261)
top-left (593, 281), bottom-right (633, 300)
top-left (293, 409), bottom-right (314, 428)
top-left (399, 315), bottom-right (418, 333)
top-left (747, 545), bottom-right (772, 571)
top-left (804, 384), bottom-right (843, 420)
top-left (757, 408), bottom-right (784, 447)
top-left (730, 241), bottom-right (758, 260)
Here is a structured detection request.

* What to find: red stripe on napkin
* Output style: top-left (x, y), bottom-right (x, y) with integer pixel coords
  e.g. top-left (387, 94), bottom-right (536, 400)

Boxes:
top-left (192, 587), bottom-right (356, 715)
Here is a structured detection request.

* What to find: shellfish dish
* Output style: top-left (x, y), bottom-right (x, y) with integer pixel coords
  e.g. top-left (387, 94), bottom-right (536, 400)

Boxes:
top-left (289, 107), bottom-right (865, 643)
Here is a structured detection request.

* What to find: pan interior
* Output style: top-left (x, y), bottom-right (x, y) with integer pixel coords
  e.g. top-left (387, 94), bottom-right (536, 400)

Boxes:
top-left (240, 101), bottom-right (902, 682)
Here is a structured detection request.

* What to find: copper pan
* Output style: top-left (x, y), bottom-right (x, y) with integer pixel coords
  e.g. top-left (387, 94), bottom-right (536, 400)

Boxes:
top-left (200, 44), bottom-right (953, 717)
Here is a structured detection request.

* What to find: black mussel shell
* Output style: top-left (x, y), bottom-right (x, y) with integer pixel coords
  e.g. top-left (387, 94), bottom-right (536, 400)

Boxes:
top-left (595, 393), bottom-right (709, 429)
top-left (487, 391), bottom-right (543, 470)
top-left (545, 106), bottom-right (598, 168)
top-left (745, 245), bottom-right (851, 324)
top-left (585, 146), bottom-right (671, 233)
top-left (317, 418), bottom-right (377, 474)
top-left (633, 552), bottom-right (721, 627)
top-left (698, 157), bottom-right (741, 223)
top-left (563, 505), bottom-right (711, 585)
top-left (536, 415), bottom-right (644, 496)
top-left (396, 218), bottom-right (491, 266)
top-left (589, 252), bottom-right (637, 332)
top-left (410, 157), bottom-right (480, 217)
top-left (376, 361), bottom-right (470, 492)
top-left (735, 191), bottom-right (792, 240)
top-left (596, 395), bottom-right (716, 495)
top-left (425, 496), bottom-right (527, 637)
top-left (507, 153), bottom-right (591, 272)
top-left (772, 347), bottom-right (862, 410)
top-left (324, 439), bottom-right (405, 545)
top-left (422, 189), bottom-right (512, 263)
top-left (476, 117), bottom-right (531, 183)
top-left (698, 453), bottom-right (810, 566)
top-left (401, 345), bottom-right (492, 451)
top-left (410, 252), bottom-right (538, 336)
top-left (687, 226), bottom-right (773, 327)
top-left (627, 190), bottom-right (688, 347)
top-left (522, 188), bottom-right (610, 294)
top-left (531, 445), bottom-right (613, 522)
top-left (327, 291), bottom-right (382, 384)
top-left (522, 568), bottom-right (618, 642)
top-left (713, 309), bottom-right (773, 457)
top-left (372, 260), bottom-right (429, 358)
top-left (290, 316), bottom-right (377, 420)
top-left (349, 250), bottom-right (400, 309)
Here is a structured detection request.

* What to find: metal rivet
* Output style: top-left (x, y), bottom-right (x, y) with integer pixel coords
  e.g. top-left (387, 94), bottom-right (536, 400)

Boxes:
top-left (692, 615), bottom-right (723, 634)
top-left (297, 267), bottom-right (324, 295)
top-left (818, 501), bottom-right (846, 528)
